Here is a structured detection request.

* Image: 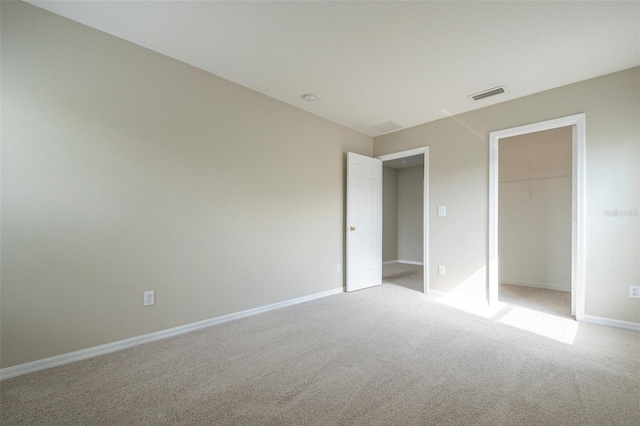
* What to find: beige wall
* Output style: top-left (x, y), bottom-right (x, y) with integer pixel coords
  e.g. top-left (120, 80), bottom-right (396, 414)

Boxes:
top-left (500, 127), bottom-right (573, 182)
top-left (499, 128), bottom-right (572, 291)
top-left (374, 67), bottom-right (639, 323)
top-left (2, 2), bottom-right (638, 370)
top-left (398, 166), bottom-right (424, 263)
top-left (499, 177), bottom-right (572, 291)
top-left (382, 167), bottom-right (398, 262)
top-left (0, 2), bottom-right (371, 368)
top-left (382, 165), bottom-right (424, 264)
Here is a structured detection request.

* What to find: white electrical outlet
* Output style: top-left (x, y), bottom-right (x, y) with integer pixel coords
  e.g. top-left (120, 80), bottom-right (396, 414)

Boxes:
top-left (438, 265), bottom-right (445, 275)
top-left (144, 291), bottom-right (155, 306)
top-left (630, 285), bottom-right (640, 299)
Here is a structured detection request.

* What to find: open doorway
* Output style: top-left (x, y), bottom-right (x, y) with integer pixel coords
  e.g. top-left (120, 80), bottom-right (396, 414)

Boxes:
top-left (377, 147), bottom-right (429, 293)
top-left (489, 114), bottom-right (586, 321)
top-left (498, 127), bottom-right (572, 318)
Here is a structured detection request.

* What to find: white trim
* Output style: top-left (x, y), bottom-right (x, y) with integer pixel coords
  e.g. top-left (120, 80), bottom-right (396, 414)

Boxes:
top-left (377, 146), bottom-right (429, 295)
top-left (377, 147), bottom-right (428, 162)
top-left (398, 260), bottom-right (424, 266)
top-left (424, 148), bottom-right (429, 295)
top-left (583, 315), bottom-right (640, 332)
top-left (425, 289), bottom-right (449, 298)
top-left (500, 280), bottom-right (570, 293)
top-left (383, 260), bottom-right (399, 265)
top-left (0, 287), bottom-right (343, 380)
top-left (488, 114), bottom-right (586, 322)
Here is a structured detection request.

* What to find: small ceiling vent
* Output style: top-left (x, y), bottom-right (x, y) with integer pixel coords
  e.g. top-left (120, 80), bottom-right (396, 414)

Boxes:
top-left (371, 121), bottom-right (403, 133)
top-left (469, 86), bottom-right (506, 101)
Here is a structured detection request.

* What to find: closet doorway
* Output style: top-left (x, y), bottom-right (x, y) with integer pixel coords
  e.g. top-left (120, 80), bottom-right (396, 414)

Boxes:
top-left (489, 114), bottom-right (586, 321)
top-left (377, 147), bottom-right (429, 293)
top-left (498, 127), bottom-right (572, 318)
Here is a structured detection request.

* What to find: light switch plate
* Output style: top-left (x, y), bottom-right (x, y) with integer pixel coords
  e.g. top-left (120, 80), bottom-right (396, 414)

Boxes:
top-left (438, 206), bottom-right (446, 217)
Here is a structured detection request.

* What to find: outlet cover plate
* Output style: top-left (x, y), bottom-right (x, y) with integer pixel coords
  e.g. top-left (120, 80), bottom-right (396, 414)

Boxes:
top-left (630, 285), bottom-right (640, 299)
top-left (144, 291), bottom-right (155, 306)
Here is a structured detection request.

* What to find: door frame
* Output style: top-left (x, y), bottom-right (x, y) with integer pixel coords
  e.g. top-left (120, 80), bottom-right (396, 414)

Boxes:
top-left (377, 146), bottom-right (430, 294)
top-left (488, 114), bottom-right (585, 321)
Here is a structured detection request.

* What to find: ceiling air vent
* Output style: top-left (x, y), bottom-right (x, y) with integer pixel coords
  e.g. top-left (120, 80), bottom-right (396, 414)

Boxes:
top-left (469, 86), bottom-right (506, 101)
top-left (371, 121), bottom-right (403, 133)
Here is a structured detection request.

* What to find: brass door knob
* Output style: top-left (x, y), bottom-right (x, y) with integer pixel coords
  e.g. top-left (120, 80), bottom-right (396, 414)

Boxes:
top-left (348, 226), bottom-right (356, 232)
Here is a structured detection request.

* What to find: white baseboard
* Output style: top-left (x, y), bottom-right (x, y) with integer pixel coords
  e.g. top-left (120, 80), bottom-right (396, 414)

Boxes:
top-left (383, 260), bottom-right (424, 266)
top-left (0, 287), bottom-right (344, 380)
top-left (583, 315), bottom-right (640, 332)
top-left (398, 260), bottom-right (424, 266)
top-left (500, 279), bottom-right (570, 293)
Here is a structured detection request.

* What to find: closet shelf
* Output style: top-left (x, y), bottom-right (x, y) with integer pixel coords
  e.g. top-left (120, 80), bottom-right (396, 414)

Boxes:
top-left (499, 174), bottom-right (571, 184)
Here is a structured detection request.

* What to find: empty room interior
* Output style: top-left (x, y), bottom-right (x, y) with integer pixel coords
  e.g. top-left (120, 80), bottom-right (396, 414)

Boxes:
top-left (1, 1), bottom-right (639, 425)
top-left (382, 154), bottom-right (425, 293)
top-left (498, 127), bottom-right (574, 318)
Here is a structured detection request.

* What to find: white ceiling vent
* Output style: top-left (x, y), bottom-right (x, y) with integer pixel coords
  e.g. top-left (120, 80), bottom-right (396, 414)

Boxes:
top-left (371, 121), bottom-right (403, 133)
top-left (469, 86), bottom-right (506, 101)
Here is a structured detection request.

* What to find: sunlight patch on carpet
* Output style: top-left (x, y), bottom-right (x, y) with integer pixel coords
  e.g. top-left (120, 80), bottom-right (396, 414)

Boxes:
top-left (434, 295), bottom-right (508, 319)
top-left (432, 294), bottom-right (578, 345)
top-left (499, 306), bottom-right (578, 344)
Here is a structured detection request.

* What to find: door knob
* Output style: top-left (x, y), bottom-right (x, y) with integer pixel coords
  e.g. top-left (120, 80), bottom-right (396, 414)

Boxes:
top-left (348, 226), bottom-right (356, 232)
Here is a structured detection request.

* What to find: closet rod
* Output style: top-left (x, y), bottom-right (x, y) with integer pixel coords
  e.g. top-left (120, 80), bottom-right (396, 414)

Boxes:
top-left (499, 174), bottom-right (571, 184)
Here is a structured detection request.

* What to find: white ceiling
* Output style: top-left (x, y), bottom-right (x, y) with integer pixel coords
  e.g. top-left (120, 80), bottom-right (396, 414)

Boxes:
top-left (27, 1), bottom-right (640, 137)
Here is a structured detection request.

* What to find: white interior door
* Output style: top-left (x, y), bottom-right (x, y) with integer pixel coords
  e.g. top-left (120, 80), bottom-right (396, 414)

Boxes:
top-left (346, 152), bottom-right (382, 292)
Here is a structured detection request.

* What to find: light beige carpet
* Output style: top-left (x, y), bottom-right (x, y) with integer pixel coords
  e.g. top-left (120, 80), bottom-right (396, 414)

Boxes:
top-left (2, 282), bottom-right (638, 425)
top-left (499, 283), bottom-right (572, 318)
top-left (382, 262), bottom-right (424, 293)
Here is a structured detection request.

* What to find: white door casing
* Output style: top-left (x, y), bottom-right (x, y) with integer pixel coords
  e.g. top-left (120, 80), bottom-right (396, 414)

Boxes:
top-left (488, 113), bottom-right (585, 321)
top-left (346, 152), bottom-right (382, 292)
top-left (571, 125), bottom-right (577, 316)
top-left (377, 147), bottom-right (429, 294)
